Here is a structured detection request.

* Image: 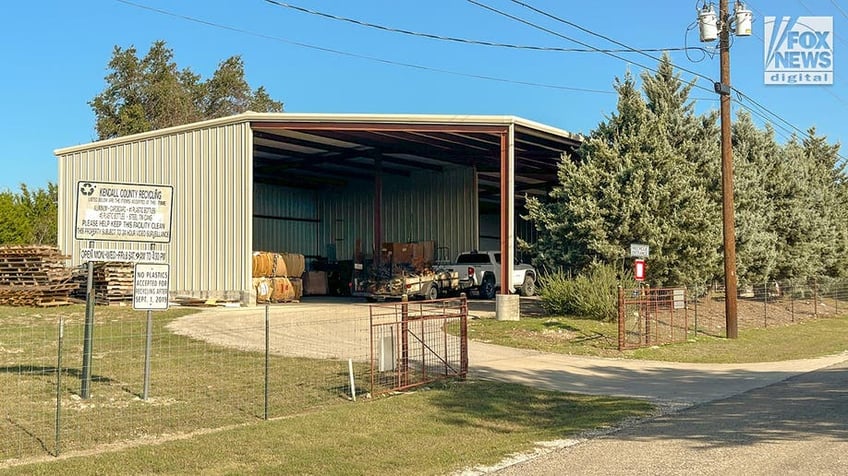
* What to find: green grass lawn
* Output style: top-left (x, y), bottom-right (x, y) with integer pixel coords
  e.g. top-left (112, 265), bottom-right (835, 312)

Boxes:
top-left (466, 313), bottom-right (848, 363)
top-left (1, 305), bottom-right (653, 474)
top-left (2, 380), bottom-right (653, 475)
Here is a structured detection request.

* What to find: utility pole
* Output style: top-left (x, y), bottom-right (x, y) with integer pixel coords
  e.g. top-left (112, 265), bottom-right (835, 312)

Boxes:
top-left (718, 0), bottom-right (738, 339)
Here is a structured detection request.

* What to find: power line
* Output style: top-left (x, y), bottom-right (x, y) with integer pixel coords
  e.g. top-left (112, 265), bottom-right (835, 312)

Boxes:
top-left (114, 0), bottom-right (843, 160)
top-left (830, 0), bottom-right (848, 21)
top-left (504, 0), bottom-right (720, 86)
top-left (486, 0), bottom-right (844, 159)
top-left (731, 94), bottom-right (801, 141)
top-left (794, 0), bottom-right (848, 48)
top-left (733, 89), bottom-right (807, 137)
top-left (263, 0), bottom-right (706, 55)
top-left (745, 0), bottom-right (847, 159)
top-left (464, 0), bottom-right (719, 96)
top-left (113, 0), bottom-right (616, 95)
top-left (732, 91), bottom-right (847, 163)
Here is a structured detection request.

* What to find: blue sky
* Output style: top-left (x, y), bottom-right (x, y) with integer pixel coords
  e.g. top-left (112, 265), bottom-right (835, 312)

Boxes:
top-left (0, 0), bottom-right (845, 192)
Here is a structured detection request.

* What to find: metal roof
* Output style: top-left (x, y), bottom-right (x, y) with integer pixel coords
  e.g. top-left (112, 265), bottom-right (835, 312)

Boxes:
top-left (55, 112), bottom-right (583, 210)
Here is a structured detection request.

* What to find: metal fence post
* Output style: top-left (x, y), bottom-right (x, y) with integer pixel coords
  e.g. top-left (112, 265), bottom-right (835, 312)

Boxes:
top-left (791, 285), bottom-right (795, 323)
top-left (763, 280), bottom-right (768, 328)
top-left (617, 286), bottom-right (625, 351)
top-left (693, 285), bottom-right (699, 337)
top-left (81, 260), bottom-right (95, 399)
top-left (264, 303), bottom-right (270, 421)
top-left (143, 310), bottom-right (153, 400)
top-left (55, 317), bottom-right (64, 456)
top-left (460, 294), bottom-right (468, 378)
top-left (814, 281), bottom-right (819, 317)
top-left (644, 285), bottom-right (651, 345)
top-left (401, 294), bottom-right (409, 388)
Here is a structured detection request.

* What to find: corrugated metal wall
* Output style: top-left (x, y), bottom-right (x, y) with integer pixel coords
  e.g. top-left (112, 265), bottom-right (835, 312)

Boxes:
top-left (317, 166), bottom-right (478, 262)
top-left (252, 183), bottom-right (319, 258)
top-left (480, 209), bottom-right (537, 260)
top-left (381, 166), bottom-right (478, 259)
top-left (57, 122), bottom-right (253, 302)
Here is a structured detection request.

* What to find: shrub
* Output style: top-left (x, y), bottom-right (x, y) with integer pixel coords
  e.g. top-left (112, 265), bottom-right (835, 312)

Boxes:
top-left (539, 262), bottom-right (633, 321)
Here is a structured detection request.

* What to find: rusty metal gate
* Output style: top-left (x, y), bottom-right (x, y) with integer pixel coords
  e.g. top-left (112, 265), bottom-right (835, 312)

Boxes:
top-left (369, 296), bottom-right (468, 395)
top-left (618, 287), bottom-right (689, 350)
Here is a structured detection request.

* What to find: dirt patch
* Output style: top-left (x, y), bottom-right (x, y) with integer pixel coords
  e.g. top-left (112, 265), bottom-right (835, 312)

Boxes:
top-left (687, 293), bottom-right (844, 335)
top-left (166, 302), bottom-right (375, 361)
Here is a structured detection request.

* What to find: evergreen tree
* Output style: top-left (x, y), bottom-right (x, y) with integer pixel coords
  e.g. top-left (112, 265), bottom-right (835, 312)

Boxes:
top-left (0, 189), bottom-right (30, 244)
top-left (764, 129), bottom-right (844, 282)
top-left (0, 184), bottom-right (58, 245)
top-left (527, 56), bottom-right (722, 286)
top-left (731, 111), bottom-right (780, 286)
top-left (18, 183), bottom-right (58, 245)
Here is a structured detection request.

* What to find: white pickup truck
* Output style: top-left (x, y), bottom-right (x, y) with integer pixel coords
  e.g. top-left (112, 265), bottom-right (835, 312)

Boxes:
top-left (454, 250), bottom-right (537, 299)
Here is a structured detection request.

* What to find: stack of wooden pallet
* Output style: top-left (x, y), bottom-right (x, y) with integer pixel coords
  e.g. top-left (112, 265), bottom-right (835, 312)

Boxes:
top-left (72, 262), bottom-right (136, 305)
top-left (93, 262), bottom-right (134, 305)
top-left (0, 245), bottom-right (76, 307)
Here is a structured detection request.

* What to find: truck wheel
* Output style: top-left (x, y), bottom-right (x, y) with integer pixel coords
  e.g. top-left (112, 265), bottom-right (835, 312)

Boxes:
top-left (519, 275), bottom-right (536, 297)
top-left (480, 276), bottom-right (496, 300)
top-left (426, 283), bottom-right (439, 300)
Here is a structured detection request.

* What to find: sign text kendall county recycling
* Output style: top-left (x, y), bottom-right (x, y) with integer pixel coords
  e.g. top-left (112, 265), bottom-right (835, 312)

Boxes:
top-left (75, 181), bottom-right (174, 243)
top-left (764, 16), bottom-right (833, 85)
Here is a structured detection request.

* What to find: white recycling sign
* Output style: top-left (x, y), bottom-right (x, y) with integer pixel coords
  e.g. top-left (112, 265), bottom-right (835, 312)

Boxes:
top-left (75, 181), bottom-right (173, 244)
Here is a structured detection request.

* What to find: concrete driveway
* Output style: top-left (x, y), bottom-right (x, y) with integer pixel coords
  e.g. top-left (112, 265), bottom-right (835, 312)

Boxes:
top-left (469, 341), bottom-right (848, 407)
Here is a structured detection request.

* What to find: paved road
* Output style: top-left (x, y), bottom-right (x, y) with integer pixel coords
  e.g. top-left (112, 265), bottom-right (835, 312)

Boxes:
top-left (487, 359), bottom-right (848, 475)
top-left (463, 294), bottom-right (848, 474)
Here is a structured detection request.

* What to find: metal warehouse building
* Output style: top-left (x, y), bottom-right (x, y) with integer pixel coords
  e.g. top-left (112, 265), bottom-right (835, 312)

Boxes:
top-left (55, 113), bottom-right (582, 306)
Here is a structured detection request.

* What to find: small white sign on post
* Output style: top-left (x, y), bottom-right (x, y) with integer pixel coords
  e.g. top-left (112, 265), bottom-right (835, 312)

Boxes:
top-left (673, 289), bottom-right (686, 310)
top-left (630, 243), bottom-right (650, 258)
top-left (133, 263), bottom-right (170, 310)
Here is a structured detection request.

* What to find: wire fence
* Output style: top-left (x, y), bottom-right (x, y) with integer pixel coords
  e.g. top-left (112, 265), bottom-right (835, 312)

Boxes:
top-left (689, 279), bottom-right (848, 336)
top-left (1, 298), bottom-right (467, 466)
top-left (618, 287), bottom-right (689, 350)
top-left (618, 279), bottom-right (848, 348)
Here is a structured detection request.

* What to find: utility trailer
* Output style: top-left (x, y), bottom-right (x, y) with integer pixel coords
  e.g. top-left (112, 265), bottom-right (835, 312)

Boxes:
top-left (354, 267), bottom-right (461, 301)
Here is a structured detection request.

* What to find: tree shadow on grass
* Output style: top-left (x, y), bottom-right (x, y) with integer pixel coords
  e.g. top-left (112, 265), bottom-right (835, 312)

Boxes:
top-left (452, 360), bottom-right (848, 448)
top-left (429, 379), bottom-right (653, 436)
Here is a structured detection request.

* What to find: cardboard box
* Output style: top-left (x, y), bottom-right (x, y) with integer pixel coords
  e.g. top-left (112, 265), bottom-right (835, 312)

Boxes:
top-left (381, 242), bottom-right (394, 263)
top-left (413, 240), bottom-right (435, 265)
top-left (303, 271), bottom-right (328, 295)
top-left (392, 242), bottom-right (413, 265)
